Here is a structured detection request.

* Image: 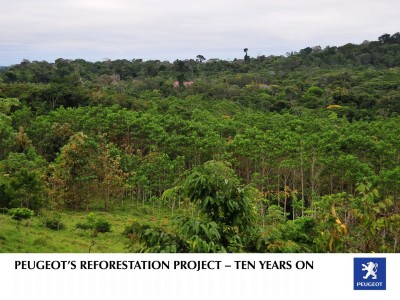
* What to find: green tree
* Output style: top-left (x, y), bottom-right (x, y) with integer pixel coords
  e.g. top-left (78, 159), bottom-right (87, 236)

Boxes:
top-left (129, 161), bottom-right (261, 252)
top-left (0, 150), bottom-right (48, 211)
top-left (196, 55), bottom-right (206, 63)
top-left (50, 133), bottom-right (126, 210)
top-left (49, 132), bottom-right (98, 209)
top-left (244, 48), bottom-right (250, 62)
top-left (0, 98), bottom-right (19, 158)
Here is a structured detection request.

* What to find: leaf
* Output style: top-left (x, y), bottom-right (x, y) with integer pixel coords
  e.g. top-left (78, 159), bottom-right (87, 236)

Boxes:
top-left (329, 237), bottom-right (334, 252)
top-left (192, 239), bottom-right (197, 250)
top-left (357, 183), bottom-right (366, 193)
top-left (331, 204), bottom-right (337, 218)
top-left (341, 224), bottom-right (348, 235)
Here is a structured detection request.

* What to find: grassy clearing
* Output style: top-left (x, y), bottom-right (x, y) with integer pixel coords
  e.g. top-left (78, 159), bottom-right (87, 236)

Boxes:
top-left (0, 203), bottom-right (174, 253)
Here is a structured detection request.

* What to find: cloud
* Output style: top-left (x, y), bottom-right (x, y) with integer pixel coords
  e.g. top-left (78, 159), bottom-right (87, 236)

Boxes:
top-left (0, 0), bottom-right (399, 64)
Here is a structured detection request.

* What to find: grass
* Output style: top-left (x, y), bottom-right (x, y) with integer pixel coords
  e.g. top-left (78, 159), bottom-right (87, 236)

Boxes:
top-left (0, 202), bottom-right (174, 253)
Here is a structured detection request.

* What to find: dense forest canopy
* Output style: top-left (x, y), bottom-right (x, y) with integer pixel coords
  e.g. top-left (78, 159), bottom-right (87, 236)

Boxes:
top-left (1, 33), bottom-right (400, 253)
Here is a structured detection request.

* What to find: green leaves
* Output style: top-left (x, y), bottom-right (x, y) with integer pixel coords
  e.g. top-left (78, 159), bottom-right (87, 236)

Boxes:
top-left (0, 98), bottom-right (19, 116)
top-left (0, 151), bottom-right (48, 211)
top-left (2, 40), bottom-right (400, 253)
top-left (129, 160), bottom-right (260, 253)
top-left (8, 207), bottom-right (34, 221)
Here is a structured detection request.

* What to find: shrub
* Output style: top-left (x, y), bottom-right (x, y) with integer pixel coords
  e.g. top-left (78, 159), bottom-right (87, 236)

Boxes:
top-left (94, 219), bottom-right (111, 233)
top-left (76, 213), bottom-right (111, 233)
top-left (87, 212), bottom-right (97, 224)
top-left (123, 221), bottom-right (142, 238)
top-left (8, 208), bottom-right (34, 221)
top-left (40, 210), bottom-right (65, 230)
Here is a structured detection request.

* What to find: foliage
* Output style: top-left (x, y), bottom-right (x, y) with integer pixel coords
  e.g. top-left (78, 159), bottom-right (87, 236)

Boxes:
top-left (76, 212), bottom-right (111, 233)
top-left (39, 210), bottom-right (65, 230)
top-left (128, 161), bottom-right (261, 252)
top-left (124, 221), bottom-right (183, 253)
top-left (1, 33), bottom-right (400, 252)
top-left (94, 219), bottom-right (111, 233)
top-left (8, 207), bottom-right (34, 221)
top-left (0, 151), bottom-right (48, 210)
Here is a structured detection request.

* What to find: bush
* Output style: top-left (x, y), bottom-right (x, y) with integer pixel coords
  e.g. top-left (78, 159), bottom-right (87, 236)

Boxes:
top-left (8, 208), bottom-right (34, 221)
top-left (87, 212), bottom-right (97, 224)
top-left (76, 213), bottom-right (111, 233)
top-left (123, 221), bottom-right (142, 238)
top-left (40, 210), bottom-right (65, 230)
top-left (94, 219), bottom-right (111, 233)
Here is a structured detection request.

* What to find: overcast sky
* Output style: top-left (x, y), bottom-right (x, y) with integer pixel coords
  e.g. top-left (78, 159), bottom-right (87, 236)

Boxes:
top-left (0, 0), bottom-right (399, 65)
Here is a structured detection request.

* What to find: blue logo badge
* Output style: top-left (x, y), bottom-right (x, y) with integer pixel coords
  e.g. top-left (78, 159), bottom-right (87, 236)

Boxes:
top-left (354, 258), bottom-right (386, 290)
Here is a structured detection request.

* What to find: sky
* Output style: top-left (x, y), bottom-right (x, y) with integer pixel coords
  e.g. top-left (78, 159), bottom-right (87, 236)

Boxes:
top-left (0, 0), bottom-right (399, 65)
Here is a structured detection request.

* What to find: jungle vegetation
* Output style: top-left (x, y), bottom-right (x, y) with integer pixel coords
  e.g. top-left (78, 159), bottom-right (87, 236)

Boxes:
top-left (1, 33), bottom-right (400, 253)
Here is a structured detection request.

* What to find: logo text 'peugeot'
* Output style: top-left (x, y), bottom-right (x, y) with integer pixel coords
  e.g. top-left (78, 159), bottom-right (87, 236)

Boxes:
top-left (354, 258), bottom-right (386, 290)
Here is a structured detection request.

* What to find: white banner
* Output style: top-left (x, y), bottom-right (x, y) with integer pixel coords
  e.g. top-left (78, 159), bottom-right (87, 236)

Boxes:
top-left (0, 253), bottom-right (398, 300)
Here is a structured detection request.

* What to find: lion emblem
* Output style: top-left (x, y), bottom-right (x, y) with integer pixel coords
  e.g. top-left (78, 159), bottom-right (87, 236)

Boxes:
top-left (362, 262), bottom-right (378, 280)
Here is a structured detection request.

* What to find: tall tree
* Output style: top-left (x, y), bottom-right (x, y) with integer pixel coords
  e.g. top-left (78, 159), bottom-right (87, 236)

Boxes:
top-left (196, 55), bottom-right (206, 63)
top-left (244, 48), bottom-right (250, 62)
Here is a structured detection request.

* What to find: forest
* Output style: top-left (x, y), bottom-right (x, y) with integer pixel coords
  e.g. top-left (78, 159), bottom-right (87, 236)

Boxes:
top-left (0, 33), bottom-right (400, 253)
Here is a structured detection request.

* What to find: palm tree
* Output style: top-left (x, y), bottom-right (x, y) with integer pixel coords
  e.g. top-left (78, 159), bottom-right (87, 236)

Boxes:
top-left (244, 48), bottom-right (250, 62)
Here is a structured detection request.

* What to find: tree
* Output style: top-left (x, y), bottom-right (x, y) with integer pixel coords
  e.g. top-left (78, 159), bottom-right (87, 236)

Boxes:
top-left (129, 161), bottom-right (261, 252)
top-left (378, 33), bottom-right (391, 44)
top-left (49, 132), bottom-right (99, 210)
top-left (244, 48), bottom-right (250, 62)
top-left (50, 133), bottom-right (126, 210)
top-left (0, 150), bottom-right (48, 211)
top-left (97, 143), bottom-right (126, 211)
top-left (196, 55), bottom-right (206, 63)
top-left (0, 98), bottom-right (19, 158)
top-left (301, 86), bottom-right (325, 108)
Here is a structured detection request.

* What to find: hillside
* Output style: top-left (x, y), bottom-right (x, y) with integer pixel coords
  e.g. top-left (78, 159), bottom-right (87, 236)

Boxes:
top-left (0, 33), bottom-right (400, 253)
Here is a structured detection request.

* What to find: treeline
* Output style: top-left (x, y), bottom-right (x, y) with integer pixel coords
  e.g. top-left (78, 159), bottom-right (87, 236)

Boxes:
top-left (0, 33), bottom-right (400, 252)
top-left (1, 33), bottom-right (400, 117)
top-left (2, 33), bottom-right (400, 82)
